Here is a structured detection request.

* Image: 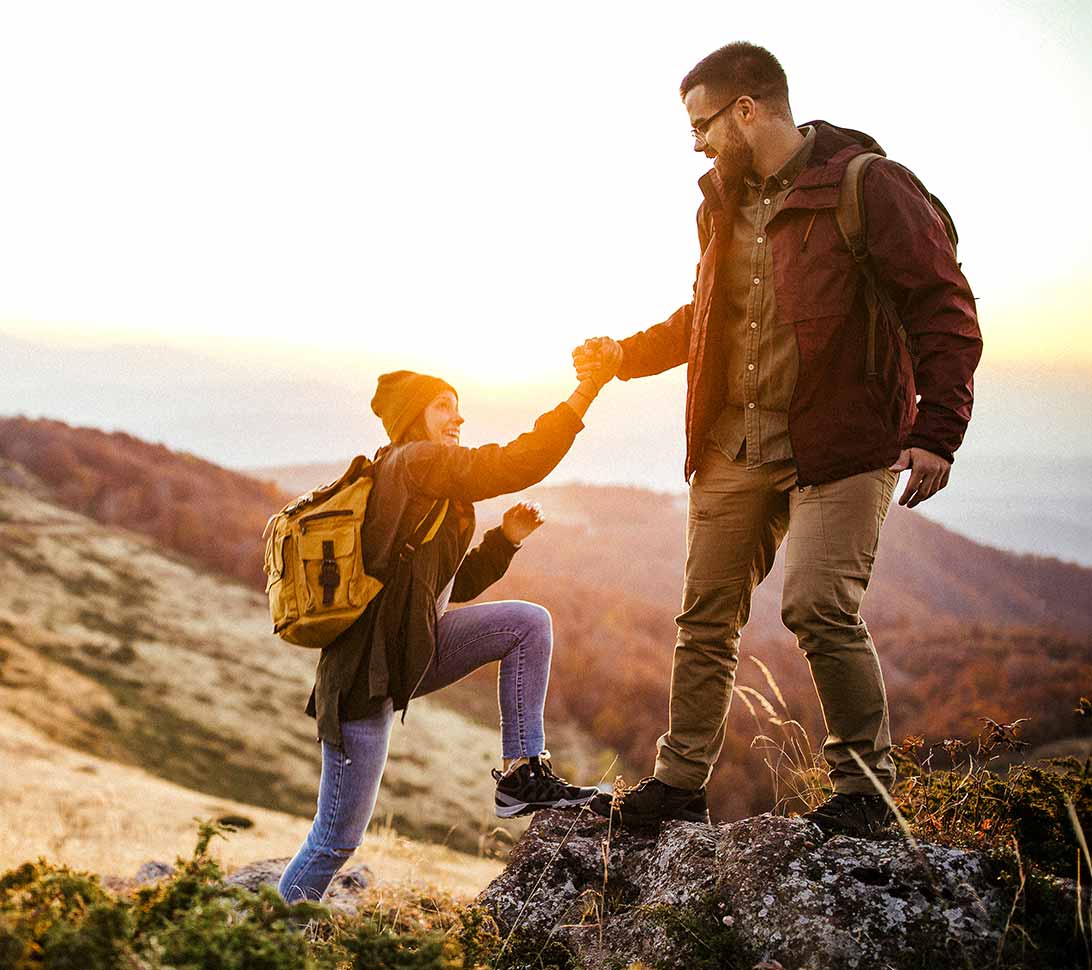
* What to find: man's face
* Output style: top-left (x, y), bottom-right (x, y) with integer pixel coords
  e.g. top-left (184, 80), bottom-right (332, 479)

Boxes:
top-left (684, 84), bottom-right (754, 179)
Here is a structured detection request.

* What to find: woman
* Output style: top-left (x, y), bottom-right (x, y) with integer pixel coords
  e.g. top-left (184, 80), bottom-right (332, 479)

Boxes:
top-left (279, 368), bottom-right (603, 903)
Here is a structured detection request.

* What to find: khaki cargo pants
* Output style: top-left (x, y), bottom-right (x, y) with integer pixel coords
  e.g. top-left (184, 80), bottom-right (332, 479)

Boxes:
top-left (654, 447), bottom-right (898, 794)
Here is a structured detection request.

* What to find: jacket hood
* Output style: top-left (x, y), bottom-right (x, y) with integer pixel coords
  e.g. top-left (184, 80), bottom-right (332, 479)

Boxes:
top-left (801, 120), bottom-right (886, 165)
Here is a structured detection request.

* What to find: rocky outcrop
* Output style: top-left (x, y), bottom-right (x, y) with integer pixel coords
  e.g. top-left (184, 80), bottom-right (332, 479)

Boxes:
top-left (478, 811), bottom-right (1010, 970)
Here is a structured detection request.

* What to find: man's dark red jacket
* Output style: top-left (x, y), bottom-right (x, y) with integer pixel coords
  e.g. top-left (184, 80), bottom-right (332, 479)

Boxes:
top-left (617, 122), bottom-right (982, 486)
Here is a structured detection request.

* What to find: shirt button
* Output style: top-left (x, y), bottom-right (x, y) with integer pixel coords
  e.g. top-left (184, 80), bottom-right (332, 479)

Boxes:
top-left (763, 198), bottom-right (771, 205)
top-left (781, 179), bottom-right (789, 186)
top-left (750, 321), bottom-right (758, 328)
top-left (753, 277), bottom-right (760, 285)
top-left (748, 402), bottom-right (756, 409)
top-left (748, 364), bottom-right (755, 371)
top-left (756, 236), bottom-right (764, 243)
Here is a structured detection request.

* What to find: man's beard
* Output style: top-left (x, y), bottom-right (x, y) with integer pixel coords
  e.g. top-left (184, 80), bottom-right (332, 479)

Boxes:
top-left (713, 116), bottom-right (754, 182)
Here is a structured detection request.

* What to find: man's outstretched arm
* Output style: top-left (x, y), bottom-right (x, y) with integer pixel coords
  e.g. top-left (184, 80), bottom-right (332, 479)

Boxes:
top-left (572, 299), bottom-right (694, 387)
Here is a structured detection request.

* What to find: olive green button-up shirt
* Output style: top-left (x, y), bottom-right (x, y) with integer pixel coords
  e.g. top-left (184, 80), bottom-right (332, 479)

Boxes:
top-left (707, 126), bottom-right (815, 467)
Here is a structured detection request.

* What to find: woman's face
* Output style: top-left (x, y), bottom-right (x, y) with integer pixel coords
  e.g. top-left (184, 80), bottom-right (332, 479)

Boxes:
top-left (422, 390), bottom-right (463, 446)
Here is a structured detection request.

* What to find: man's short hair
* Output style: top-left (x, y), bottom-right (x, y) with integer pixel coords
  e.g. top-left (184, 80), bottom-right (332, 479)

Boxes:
top-left (679, 42), bottom-right (791, 116)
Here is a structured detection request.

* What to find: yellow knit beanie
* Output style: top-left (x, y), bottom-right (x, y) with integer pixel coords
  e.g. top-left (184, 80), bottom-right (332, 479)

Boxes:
top-left (371, 370), bottom-right (457, 443)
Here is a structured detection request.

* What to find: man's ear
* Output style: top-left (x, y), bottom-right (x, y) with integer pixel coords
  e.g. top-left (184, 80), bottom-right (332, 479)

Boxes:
top-left (736, 95), bottom-right (759, 125)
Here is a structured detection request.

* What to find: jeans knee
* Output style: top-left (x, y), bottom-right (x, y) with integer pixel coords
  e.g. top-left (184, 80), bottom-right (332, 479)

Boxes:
top-left (511, 601), bottom-right (552, 643)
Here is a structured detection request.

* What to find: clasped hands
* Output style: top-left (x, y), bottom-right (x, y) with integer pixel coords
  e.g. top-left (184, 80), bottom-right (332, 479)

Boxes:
top-left (571, 337), bottom-right (623, 388)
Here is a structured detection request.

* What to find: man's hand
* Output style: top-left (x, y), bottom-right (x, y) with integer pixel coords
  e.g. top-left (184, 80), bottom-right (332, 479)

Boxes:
top-left (501, 502), bottom-right (545, 545)
top-left (571, 337), bottom-right (623, 387)
top-left (889, 448), bottom-right (951, 508)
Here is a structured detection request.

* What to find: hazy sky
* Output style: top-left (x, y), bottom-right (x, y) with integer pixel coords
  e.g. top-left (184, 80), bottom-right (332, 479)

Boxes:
top-left (3, 0), bottom-right (1091, 382)
top-left (3, 2), bottom-right (1092, 563)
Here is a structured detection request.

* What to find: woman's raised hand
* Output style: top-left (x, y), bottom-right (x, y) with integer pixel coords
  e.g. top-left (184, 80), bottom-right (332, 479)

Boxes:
top-left (501, 501), bottom-right (545, 545)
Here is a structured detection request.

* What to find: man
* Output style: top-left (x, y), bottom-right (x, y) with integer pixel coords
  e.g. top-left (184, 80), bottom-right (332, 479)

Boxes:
top-left (574, 42), bottom-right (981, 836)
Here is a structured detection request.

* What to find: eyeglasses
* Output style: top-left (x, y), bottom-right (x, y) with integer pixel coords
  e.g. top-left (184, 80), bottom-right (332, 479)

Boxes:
top-left (690, 94), bottom-right (758, 142)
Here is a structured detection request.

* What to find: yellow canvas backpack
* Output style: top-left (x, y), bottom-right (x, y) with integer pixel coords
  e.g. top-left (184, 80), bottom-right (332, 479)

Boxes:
top-left (262, 455), bottom-right (447, 648)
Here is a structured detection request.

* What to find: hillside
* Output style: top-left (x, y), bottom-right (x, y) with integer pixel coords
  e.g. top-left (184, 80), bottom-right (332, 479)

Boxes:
top-left (0, 479), bottom-right (604, 856)
top-left (0, 415), bottom-right (288, 588)
top-left (0, 707), bottom-right (501, 895)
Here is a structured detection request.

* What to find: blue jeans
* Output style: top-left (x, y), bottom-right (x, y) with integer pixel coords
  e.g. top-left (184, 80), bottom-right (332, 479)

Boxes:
top-left (278, 600), bottom-right (553, 902)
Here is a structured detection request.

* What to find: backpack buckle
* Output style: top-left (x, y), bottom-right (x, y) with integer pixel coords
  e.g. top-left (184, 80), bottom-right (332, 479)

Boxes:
top-left (319, 540), bottom-right (340, 606)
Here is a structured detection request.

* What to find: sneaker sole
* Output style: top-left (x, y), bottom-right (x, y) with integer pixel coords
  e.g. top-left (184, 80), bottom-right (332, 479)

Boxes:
top-left (494, 793), bottom-right (598, 819)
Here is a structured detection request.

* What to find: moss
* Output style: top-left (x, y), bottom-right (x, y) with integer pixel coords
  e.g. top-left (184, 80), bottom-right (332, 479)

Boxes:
top-left (642, 894), bottom-right (754, 970)
top-left (455, 905), bottom-right (575, 970)
top-left (896, 755), bottom-right (1092, 878)
top-left (988, 856), bottom-right (1087, 970)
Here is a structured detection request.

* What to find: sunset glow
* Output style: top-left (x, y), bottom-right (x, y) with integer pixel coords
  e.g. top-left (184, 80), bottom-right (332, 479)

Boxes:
top-left (2, 0), bottom-right (1090, 382)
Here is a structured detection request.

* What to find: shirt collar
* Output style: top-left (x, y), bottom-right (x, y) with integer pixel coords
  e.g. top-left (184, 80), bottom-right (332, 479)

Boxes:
top-left (743, 125), bottom-right (816, 192)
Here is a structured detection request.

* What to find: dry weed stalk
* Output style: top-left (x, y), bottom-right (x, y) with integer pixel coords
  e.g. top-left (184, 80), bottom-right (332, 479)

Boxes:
top-left (1066, 795), bottom-right (1092, 966)
top-left (993, 836), bottom-right (1026, 969)
top-left (735, 663), bottom-right (829, 814)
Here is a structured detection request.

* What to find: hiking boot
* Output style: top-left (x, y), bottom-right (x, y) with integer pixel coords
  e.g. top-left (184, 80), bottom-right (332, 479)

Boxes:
top-left (802, 793), bottom-right (893, 837)
top-left (589, 776), bottom-right (710, 830)
top-left (491, 754), bottom-right (599, 818)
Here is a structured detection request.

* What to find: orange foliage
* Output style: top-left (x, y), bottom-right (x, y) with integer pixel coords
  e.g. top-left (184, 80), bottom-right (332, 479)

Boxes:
top-left (0, 416), bottom-right (288, 588)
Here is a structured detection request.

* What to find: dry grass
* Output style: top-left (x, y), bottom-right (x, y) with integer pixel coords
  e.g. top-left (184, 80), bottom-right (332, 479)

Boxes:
top-left (735, 657), bottom-right (830, 815)
top-left (0, 707), bottom-right (501, 897)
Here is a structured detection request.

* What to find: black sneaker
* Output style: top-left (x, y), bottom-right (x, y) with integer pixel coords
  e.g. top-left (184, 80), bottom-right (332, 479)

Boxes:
top-left (802, 793), bottom-right (893, 837)
top-left (491, 755), bottom-right (599, 818)
top-left (589, 776), bottom-right (710, 830)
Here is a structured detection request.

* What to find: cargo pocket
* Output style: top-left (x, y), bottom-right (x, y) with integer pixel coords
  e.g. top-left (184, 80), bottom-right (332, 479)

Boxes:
top-left (299, 526), bottom-right (360, 615)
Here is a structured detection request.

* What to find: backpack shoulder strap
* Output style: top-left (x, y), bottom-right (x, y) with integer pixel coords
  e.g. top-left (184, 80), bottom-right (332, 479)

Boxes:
top-left (399, 499), bottom-right (450, 561)
top-left (835, 151), bottom-right (884, 263)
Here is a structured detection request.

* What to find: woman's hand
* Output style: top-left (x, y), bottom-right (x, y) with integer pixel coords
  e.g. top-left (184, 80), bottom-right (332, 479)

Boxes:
top-left (501, 501), bottom-right (545, 545)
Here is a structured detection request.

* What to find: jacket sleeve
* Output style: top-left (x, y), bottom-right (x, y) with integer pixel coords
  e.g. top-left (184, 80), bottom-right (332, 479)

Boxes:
top-left (616, 203), bottom-right (712, 381)
top-left (864, 160), bottom-right (983, 463)
top-left (450, 526), bottom-right (518, 603)
top-left (401, 403), bottom-right (583, 503)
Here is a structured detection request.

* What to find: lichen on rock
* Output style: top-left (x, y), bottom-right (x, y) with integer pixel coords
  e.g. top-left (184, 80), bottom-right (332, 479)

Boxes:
top-left (478, 810), bottom-right (1012, 970)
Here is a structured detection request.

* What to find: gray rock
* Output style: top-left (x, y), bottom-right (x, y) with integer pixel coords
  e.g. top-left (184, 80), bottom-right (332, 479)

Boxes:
top-left (133, 861), bottom-right (175, 885)
top-left (225, 858), bottom-right (374, 902)
top-left (478, 811), bottom-right (1009, 970)
top-left (224, 858), bottom-right (292, 892)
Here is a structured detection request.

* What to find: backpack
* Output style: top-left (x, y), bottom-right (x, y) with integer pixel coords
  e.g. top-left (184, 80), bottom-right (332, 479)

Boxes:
top-left (834, 152), bottom-right (959, 378)
top-left (262, 455), bottom-right (447, 648)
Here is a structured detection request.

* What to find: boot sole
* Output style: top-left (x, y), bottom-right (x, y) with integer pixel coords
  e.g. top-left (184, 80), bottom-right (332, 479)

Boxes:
top-left (615, 808), bottom-right (711, 830)
top-left (494, 793), bottom-right (598, 819)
